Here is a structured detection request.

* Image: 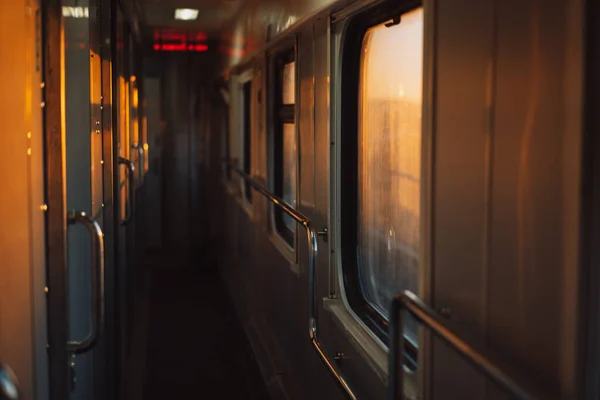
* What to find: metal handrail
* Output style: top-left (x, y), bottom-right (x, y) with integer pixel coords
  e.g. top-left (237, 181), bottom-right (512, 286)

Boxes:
top-left (389, 291), bottom-right (538, 400)
top-left (0, 362), bottom-right (19, 400)
top-left (227, 162), bottom-right (357, 400)
top-left (225, 160), bottom-right (534, 400)
top-left (66, 211), bottom-right (105, 355)
top-left (119, 157), bottom-right (135, 226)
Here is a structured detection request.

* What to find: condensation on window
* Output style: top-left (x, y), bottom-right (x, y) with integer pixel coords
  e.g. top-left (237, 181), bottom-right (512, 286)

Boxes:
top-left (283, 122), bottom-right (297, 232)
top-left (357, 7), bottom-right (423, 340)
top-left (283, 62), bottom-right (296, 105)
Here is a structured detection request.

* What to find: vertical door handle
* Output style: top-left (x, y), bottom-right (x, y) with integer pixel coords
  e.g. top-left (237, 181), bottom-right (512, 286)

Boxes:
top-left (66, 211), bottom-right (105, 355)
top-left (137, 144), bottom-right (145, 186)
top-left (132, 143), bottom-right (145, 182)
top-left (0, 362), bottom-right (19, 400)
top-left (119, 157), bottom-right (135, 226)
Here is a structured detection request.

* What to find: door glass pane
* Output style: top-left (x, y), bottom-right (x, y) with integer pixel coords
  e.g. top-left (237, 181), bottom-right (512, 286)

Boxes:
top-left (282, 62), bottom-right (295, 105)
top-left (283, 123), bottom-right (297, 232)
top-left (63, 0), bottom-right (96, 398)
top-left (357, 7), bottom-right (423, 341)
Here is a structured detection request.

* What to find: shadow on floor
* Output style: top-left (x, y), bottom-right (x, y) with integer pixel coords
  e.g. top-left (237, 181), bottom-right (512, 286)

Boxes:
top-left (142, 264), bottom-right (270, 399)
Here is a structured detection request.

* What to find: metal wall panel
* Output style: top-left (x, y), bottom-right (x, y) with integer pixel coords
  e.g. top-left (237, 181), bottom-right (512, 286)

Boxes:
top-left (314, 16), bottom-right (330, 221)
top-left (0, 0), bottom-right (46, 398)
top-left (221, 0), bottom-right (350, 71)
top-left (431, 0), bottom-right (494, 398)
top-left (43, 0), bottom-right (70, 396)
top-left (299, 27), bottom-right (316, 209)
top-left (63, 0), bottom-right (98, 396)
top-left (201, 0), bottom-right (587, 398)
top-left (488, 0), bottom-right (582, 397)
top-left (100, 0), bottom-right (117, 396)
top-left (431, 0), bottom-right (584, 398)
top-left (28, 0), bottom-right (50, 397)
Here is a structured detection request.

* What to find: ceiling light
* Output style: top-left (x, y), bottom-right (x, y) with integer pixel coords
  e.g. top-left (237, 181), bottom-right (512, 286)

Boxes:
top-left (62, 6), bottom-right (89, 18)
top-left (174, 8), bottom-right (199, 21)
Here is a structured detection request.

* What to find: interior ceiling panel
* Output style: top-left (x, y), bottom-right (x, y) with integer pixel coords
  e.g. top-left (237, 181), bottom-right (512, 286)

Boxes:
top-left (139, 0), bottom-right (246, 33)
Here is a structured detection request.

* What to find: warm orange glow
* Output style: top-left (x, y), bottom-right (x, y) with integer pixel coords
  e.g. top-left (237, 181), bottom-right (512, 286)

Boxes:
top-left (119, 76), bottom-right (129, 221)
top-left (132, 87), bottom-right (138, 109)
top-left (131, 85), bottom-right (139, 159)
top-left (90, 49), bottom-right (103, 217)
top-left (142, 112), bottom-right (149, 175)
top-left (357, 7), bottom-right (423, 324)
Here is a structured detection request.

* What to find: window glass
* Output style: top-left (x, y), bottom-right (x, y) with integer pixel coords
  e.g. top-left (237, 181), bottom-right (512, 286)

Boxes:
top-left (273, 50), bottom-right (296, 247)
top-left (224, 102), bottom-right (231, 180)
top-left (282, 62), bottom-right (296, 105)
top-left (242, 80), bottom-right (252, 203)
top-left (283, 123), bottom-right (297, 231)
top-left (357, 7), bottom-right (423, 341)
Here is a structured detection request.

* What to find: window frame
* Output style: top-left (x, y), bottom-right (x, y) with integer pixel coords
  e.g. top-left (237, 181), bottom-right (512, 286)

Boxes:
top-left (218, 83), bottom-right (231, 184)
top-left (268, 40), bottom-right (300, 251)
top-left (237, 69), bottom-right (254, 210)
top-left (339, 0), bottom-right (423, 370)
top-left (267, 40), bottom-right (299, 259)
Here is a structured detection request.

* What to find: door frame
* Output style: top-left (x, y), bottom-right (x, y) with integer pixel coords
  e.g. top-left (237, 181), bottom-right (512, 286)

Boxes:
top-left (44, 0), bottom-right (117, 398)
top-left (43, 0), bottom-right (70, 397)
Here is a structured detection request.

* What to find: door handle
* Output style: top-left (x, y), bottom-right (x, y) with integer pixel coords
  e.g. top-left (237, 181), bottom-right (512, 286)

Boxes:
top-left (132, 143), bottom-right (145, 184)
top-left (66, 211), bottom-right (105, 355)
top-left (130, 143), bottom-right (143, 185)
top-left (0, 362), bottom-right (19, 400)
top-left (119, 157), bottom-right (135, 226)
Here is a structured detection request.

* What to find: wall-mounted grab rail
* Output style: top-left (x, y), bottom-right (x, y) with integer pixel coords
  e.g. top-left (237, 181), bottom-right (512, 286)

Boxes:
top-left (389, 291), bottom-right (538, 400)
top-left (119, 157), bottom-right (135, 226)
top-left (226, 161), bottom-right (357, 400)
top-left (0, 362), bottom-right (19, 400)
top-left (66, 211), bottom-right (105, 355)
top-left (225, 160), bottom-right (536, 400)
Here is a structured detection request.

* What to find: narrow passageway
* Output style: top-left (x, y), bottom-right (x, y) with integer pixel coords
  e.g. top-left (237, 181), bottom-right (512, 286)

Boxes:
top-left (140, 257), bottom-right (270, 399)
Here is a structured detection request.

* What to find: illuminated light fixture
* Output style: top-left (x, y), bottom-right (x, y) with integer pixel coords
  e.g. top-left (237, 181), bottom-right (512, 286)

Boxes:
top-left (174, 8), bottom-right (199, 21)
top-left (62, 6), bottom-right (89, 18)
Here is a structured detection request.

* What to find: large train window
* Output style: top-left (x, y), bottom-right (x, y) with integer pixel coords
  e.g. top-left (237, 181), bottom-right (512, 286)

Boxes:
top-left (241, 79), bottom-right (253, 203)
top-left (271, 48), bottom-right (297, 247)
top-left (219, 86), bottom-right (231, 182)
top-left (341, 4), bottom-right (424, 361)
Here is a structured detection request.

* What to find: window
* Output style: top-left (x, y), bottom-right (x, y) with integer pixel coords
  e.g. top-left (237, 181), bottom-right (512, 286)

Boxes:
top-left (219, 88), bottom-right (231, 181)
top-left (272, 50), bottom-right (297, 247)
top-left (242, 80), bottom-right (252, 203)
top-left (224, 104), bottom-right (231, 181)
top-left (341, 5), bottom-right (424, 363)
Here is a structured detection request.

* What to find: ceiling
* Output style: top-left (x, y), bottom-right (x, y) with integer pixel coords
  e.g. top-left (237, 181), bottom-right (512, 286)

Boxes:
top-left (139, 0), bottom-right (246, 34)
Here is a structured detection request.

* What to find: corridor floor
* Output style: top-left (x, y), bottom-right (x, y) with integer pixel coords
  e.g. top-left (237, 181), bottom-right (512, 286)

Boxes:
top-left (141, 264), bottom-right (270, 399)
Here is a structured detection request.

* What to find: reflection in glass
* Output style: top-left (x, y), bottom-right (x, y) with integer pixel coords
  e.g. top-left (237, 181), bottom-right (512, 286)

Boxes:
top-left (243, 80), bottom-right (253, 203)
top-left (357, 7), bottom-right (423, 341)
top-left (283, 123), bottom-right (297, 232)
top-left (282, 62), bottom-right (296, 105)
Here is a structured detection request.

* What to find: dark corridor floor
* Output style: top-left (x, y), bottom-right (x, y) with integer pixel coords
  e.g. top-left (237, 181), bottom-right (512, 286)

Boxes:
top-left (141, 264), bottom-right (270, 400)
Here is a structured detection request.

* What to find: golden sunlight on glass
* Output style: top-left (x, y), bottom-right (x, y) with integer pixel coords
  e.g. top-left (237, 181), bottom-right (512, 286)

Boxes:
top-left (357, 7), bottom-right (423, 340)
top-left (132, 87), bottom-right (139, 109)
top-left (283, 62), bottom-right (296, 105)
top-left (283, 122), bottom-right (297, 232)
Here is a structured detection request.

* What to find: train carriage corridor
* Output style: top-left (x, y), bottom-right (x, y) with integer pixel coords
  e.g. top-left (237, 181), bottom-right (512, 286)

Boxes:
top-left (0, 0), bottom-right (597, 399)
